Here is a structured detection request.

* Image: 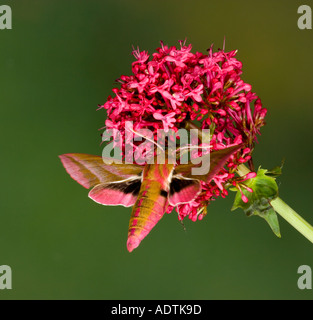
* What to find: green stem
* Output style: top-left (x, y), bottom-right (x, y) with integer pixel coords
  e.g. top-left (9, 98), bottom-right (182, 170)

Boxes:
top-left (271, 198), bottom-right (313, 244)
top-left (237, 164), bottom-right (313, 244)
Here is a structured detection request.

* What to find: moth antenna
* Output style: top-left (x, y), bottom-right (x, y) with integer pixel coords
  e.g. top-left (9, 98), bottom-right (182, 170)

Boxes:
top-left (126, 125), bottom-right (165, 152)
top-left (172, 144), bottom-right (212, 161)
top-left (176, 144), bottom-right (211, 153)
top-left (179, 219), bottom-right (187, 232)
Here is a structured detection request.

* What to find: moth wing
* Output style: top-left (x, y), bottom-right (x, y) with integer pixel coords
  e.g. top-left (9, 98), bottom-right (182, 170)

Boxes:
top-left (169, 177), bottom-right (201, 206)
top-left (88, 178), bottom-right (141, 207)
top-left (174, 144), bottom-right (242, 183)
top-left (59, 153), bottom-right (143, 189)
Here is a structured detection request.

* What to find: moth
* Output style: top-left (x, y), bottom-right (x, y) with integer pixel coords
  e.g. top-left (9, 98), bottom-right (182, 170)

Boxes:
top-left (59, 145), bottom-right (241, 252)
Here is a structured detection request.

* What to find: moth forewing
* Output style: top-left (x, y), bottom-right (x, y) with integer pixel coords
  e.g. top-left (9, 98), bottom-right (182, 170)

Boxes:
top-left (174, 144), bottom-right (242, 182)
top-left (59, 153), bottom-right (144, 189)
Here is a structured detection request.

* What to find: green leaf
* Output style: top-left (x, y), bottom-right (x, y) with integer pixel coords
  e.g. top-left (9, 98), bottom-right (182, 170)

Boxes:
top-left (261, 207), bottom-right (281, 238)
top-left (266, 159), bottom-right (284, 178)
top-left (231, 167), bottom-right (281, 237)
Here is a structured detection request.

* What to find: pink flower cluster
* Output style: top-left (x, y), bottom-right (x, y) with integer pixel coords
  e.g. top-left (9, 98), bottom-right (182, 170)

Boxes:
top-left (100, 41), bottom-right (267, 221)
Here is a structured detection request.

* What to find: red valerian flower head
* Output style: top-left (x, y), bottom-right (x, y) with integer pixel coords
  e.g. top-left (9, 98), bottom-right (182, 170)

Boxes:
top-left (99, 40), bottom-right (267, 221)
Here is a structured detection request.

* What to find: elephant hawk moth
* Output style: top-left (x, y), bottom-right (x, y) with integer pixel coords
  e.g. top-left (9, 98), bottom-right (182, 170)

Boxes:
top-left (59, 144), bottom-right (241, 252)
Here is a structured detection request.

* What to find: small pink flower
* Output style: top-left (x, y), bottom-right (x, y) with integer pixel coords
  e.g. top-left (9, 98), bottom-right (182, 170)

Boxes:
top-left (128, 74), bottom-right (149, 94)
top-left (161, 91), bottom-right (184, 110)
top-left (153, 112), bottom-right (176, 132)
top-left (185, 84), bottom-right (204, 103)
top-left (132, 47), bottom-right (149, 64)
top-left (241, 194), bottom-right (249, 203)
top-left (213, 172), bottom-right (229, 191)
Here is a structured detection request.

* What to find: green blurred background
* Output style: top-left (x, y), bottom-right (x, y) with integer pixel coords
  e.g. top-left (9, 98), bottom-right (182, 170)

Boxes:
top-left (1, 0), bottom-right (313, 300)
